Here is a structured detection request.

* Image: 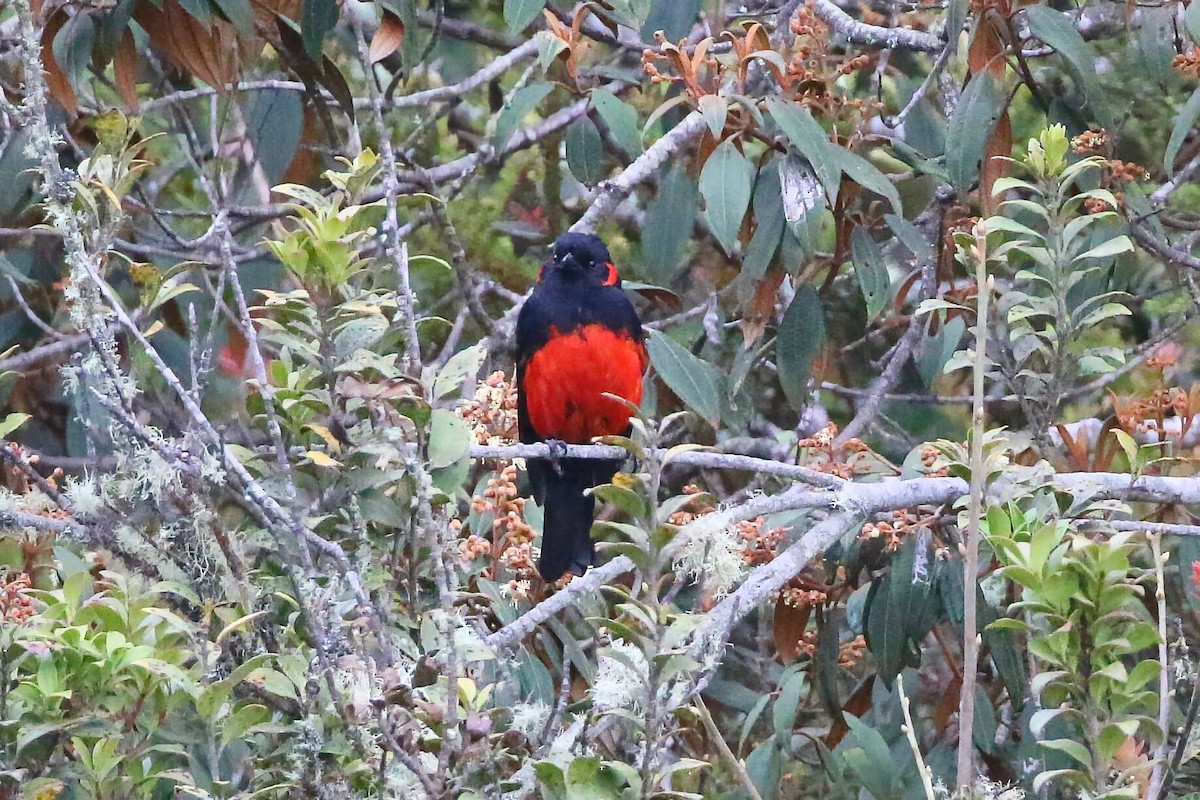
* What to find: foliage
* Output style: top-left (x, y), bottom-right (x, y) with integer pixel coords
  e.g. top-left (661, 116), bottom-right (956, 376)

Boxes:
top-left (1, 0), bottom-right (1200, 798)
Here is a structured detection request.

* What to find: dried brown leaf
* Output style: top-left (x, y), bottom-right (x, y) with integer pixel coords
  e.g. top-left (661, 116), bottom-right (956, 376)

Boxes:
top-left (113, 28), bottom-right (139, 111)
top-left (368, 11), bottom-right (405, 64)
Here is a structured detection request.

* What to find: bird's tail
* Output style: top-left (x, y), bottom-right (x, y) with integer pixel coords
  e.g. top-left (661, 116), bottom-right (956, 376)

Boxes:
top-left (536, 458), bottom-right (619, 582)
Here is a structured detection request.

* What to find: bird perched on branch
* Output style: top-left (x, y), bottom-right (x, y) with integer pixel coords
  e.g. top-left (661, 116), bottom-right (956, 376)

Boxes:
top-left (516, 233), bottom-right (648, 582)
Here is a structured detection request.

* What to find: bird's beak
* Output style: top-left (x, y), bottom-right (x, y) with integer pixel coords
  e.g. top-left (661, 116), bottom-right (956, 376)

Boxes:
top-left (559, 252), bottom-right (583, 273)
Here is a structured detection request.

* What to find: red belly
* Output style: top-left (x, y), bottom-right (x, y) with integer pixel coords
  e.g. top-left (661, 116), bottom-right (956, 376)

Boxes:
top-left (523, 324), bottom-right (647, 444)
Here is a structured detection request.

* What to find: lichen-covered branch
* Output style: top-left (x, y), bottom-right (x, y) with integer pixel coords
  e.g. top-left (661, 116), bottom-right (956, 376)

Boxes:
top-left (805, 0), bottom-right (943, 52)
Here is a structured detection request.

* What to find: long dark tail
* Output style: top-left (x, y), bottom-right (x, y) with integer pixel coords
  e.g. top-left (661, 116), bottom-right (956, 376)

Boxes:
top-left (533, 458), bottom-right (620, 582)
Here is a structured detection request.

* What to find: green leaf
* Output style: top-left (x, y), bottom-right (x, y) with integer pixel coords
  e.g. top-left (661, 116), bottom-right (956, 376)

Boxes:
top-left (699, 139), bottom-right (754, 255)
top-left (211, 0), bottom-right (255, 34)
top-left (646, 329), bottom-right (722, 424)
top-left (433, 343), bottom-right (486, 400)
top-left (1024, 5), bottom-right (1111, 128)
top-left (591, 484), bottom-right (649, 521)
top-left (772, 668), bottom-right (807, 738)
top-left (697, 94), bottom-right (728, 138)
top-left (603, 0), bottom-right (653, 29)
top-left (534, 762), bottom-right (568, 799)
top-left (0, 412), bottom-right (30, 439)
top-left (863, 536), bottom-right (938, 685)
top-left (221, 704), bottom-right (270, 747)
top-left (826, 146), bottom-right (902, 214)
top-left (738, 692), bottom-right (772, 754)
top-left (52, 13), bottom-right (96, 97)
top-left (1071, 235), bottom-right (1132, 263)
top-left (1189, 0), bottom-right (1200, 43)
top-left (775, 285), bottom-right (825, 409)
top-left (246, 90), bottom-right (304, 185)
top-left (1040, 738), bottom-right (1092, 767)
top-left (1030, 706), bottom-right (1070, 737)
top-left (428, 409), bottom-right (471, 469)
top-left (642, 0), bottom-right (702, 40)
top-left (301, 0), bottom-right (339, 59)
top-left (592, 89), bottom-right (642, 157)
top-left (767, 96), bottom-right (898, 213)
top-left (850, 227), bottom-right (891, 322)
top-left (565, 116), bottom-right (604, 185)
top-left (640, 167), bottom-right (698, 284)
top-left (1032, 769), bottom-right (1087, 794)
top-left (176, 0), bottom-right (212, 21)
top-left (745, 735), bottom-right (782, 798)
top-left (918, 315), bottom-right (964, 387)
top-left (887, 213), bottom-right (933, 262)
top-left (1165, 87), bottom-right (1200, 176)
top-left (764, 97), bottom-right (840, 203)
top-left (493, 82), bottom-right (554, 151)
top-left (743, 160), bottom-right (786, 282)
top-left (841, 714), bottom-right (899, 799)
top-left (945, 73), bottom-right (1004, 197)
top-left (504, 0), bottom-right (545, 34)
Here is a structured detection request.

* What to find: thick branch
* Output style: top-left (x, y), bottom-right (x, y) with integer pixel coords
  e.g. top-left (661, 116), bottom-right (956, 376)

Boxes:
top-left (485, 555), bottom-right (636, 650)
top-left (806, 0), bottom-right (943, 52)
top-left (571, 110), bottom-right (709, 234)
top-left (690, 511), bottom-right (859, 694)
top-left (482, 469), bottom-right (1200, 652)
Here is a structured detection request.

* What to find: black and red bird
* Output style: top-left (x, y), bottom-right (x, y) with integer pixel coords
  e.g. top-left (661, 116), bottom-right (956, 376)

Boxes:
top-left (516, 233), bottom-right (648, 582)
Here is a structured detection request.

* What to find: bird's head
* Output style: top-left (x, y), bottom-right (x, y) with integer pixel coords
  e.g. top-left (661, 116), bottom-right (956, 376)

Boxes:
top-left (543, 232), bottom-right (619, 287)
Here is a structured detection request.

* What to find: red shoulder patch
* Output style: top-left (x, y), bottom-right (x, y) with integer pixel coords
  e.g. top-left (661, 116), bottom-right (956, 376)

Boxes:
top-left (603, 262), bottom-right (618, 286)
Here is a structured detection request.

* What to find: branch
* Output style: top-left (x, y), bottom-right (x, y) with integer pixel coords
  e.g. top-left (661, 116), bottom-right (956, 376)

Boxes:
top-left (689, 511), bottom-right (860, 694)
top-left (806, 0), bottom-right (943, 52)
top-left (470, 443), bottom-right (846, 489)
top-left (485, 555), bottom-right (636, 650)
top-left (136, 40), bottom-right (538, 114)
top-left (483, 469), bottom-right (1200, 652)
top-left (958, 228), bottom-right (992, 791)
top-left (1081, 519), bottom-right (1200, 537)
top-left (390, 39), bottom-right (539, 109)
top-left (1148, 532), bottom-right (1171, 800)
top-left (1132, 221), bottom-right (1200, 271)
top-left (695, 695), bottom-right (765, 800)
top-left (571, 110), bottom-right (709, 234)
top-left (0, 509), bottom-right (80, 534)
top-left (835, 250), bottom-right (936, 446)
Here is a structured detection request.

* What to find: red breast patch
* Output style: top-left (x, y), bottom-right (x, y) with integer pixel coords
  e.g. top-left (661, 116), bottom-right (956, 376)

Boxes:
top-left (523, 323), bottom-right (647, 443)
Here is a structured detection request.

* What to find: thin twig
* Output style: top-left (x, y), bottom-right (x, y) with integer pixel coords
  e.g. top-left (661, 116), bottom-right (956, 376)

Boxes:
top-left (695, 695), bottom-right (764, 800)
top-left (957, 224), bottom-right (991, 791)
top-left (835, 251), bottom-right (936, 446)
top-left (1156, 661), bottom-right (1200, 800)
top-left (897, 679), bottom-right (938, 800)
top-left (1148, 532), bottom-right (1171, 799)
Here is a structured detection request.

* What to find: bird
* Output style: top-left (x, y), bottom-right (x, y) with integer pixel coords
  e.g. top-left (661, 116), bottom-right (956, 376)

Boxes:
top-left (516, 232), bottom-right (648, 582)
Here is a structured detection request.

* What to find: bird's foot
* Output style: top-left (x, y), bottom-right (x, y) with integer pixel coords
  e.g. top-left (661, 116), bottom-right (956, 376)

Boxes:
top-left (545, 439), bottom-right (568, 475)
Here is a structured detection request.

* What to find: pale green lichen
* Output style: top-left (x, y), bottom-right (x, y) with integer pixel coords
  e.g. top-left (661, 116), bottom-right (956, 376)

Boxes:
top-left (62, 474), bottom-right (106, 516)
top-left (672, 513), bottom-right (746, 599)
top-left (592, 638), bottom-right (649, 712)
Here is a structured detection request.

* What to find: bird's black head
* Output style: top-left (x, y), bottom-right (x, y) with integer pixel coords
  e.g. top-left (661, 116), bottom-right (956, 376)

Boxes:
top-left (543, 232), bottom-right (619, 287)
